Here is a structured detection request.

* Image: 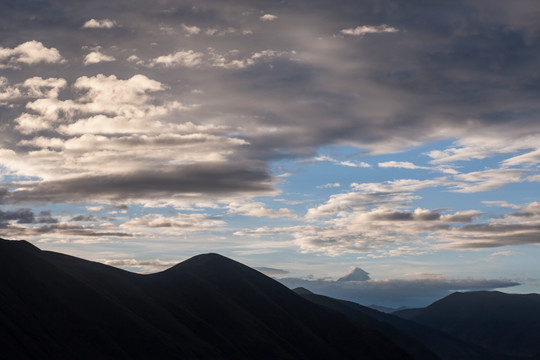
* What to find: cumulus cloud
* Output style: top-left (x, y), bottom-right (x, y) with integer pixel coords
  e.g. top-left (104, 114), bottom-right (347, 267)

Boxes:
top-left (340, 24), bottom-right (399, 36)
top-left (82, 18), bottom-right (116, 29)
top-left (0, 41), bottom-right (64, 68)
top-left (83, 51), bottom-right (116, 65)
top-left (0, 77), bottom-right (22, 103)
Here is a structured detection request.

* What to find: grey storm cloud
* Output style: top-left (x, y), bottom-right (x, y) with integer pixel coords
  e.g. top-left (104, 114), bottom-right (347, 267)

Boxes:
top-left (0, 163), bottom-right (274, 204)
top-left (1, 0), bottom-right (539, 159)
top-left (0, 208), bottom-right (58, 227)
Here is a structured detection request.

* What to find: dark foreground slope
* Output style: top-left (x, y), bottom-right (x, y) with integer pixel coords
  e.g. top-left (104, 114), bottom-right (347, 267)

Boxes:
top-left (0, 239), bottom-right (412, 360)
top-left (295, 288), bottom-right (497, 360)
top-left (394, 291), bottom-right (540, 358)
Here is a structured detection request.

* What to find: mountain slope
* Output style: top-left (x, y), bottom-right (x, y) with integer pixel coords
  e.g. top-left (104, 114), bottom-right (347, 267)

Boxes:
top-left (296, 289), bottom-right (496, 360)
top-left (0, 239), bottom-right (413, 359)
top-left (395, 291), bottom-right (540, 358)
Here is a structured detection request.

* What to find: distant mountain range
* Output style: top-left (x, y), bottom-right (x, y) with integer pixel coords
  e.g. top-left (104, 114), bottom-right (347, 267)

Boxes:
top-left (1, 238), bottom-right (538, 359)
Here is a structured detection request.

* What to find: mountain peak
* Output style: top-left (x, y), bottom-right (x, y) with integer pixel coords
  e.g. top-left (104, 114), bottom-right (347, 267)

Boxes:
top-left (337, 267), bottom-right (370, 282)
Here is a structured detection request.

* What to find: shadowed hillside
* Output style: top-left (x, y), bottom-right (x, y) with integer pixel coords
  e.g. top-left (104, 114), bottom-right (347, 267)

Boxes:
top-left (0, 238), bottom-right (412, 360)
top-left (295, 288), bottom-right (511, 360)
top-left (394, 291), bottom-right (540, 358)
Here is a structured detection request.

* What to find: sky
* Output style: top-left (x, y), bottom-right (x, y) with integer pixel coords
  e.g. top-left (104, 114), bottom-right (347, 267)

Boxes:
top-left (1, 0), bottom-right (540, 308)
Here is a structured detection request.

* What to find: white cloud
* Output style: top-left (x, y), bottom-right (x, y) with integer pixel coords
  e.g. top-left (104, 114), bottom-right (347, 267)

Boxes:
top-left (0, 41), bottom-right (64, 69)
top-left (341, 24), bottom-right (399, 36)
top-left (260, 14), bottom-right (278, 21)
top-left (317, 183), bottom-right (341, 189)
top-left (482, 201), bottom-right (521, 209)
top-left (0, 77), bottom-right (22, 103)
top-left (22, 77), bottom-right (67, 98)
top-left (181, 24), bottom-right (201, 36)
top-left (451, 168), bottom-right (527, 193)
top-left (148, 50), bottom-right (203, 67)
top-left (83, 51), bottom-right (116, 65)
top-left (210, 49), bottom-right (287, 69)
top-left (378, 161), bottom-right (427, 170)
top-left (122, 213), bottom-right (225, 231)
top-left (313, 155), bottom-right (371, 168)
top-left (228, 201), bottom-right (294, 218)
top-left (427, 134), bottom-right (540, 165)
top-left (503, 149), bottom-right (540, 167)
top-left (351, 178), bottom-right (444, 193)
top-left (82, 18), bottom-right (117, 29)
top-left (101, 258), bottom-right (179, 273)
top-left (340, 160), bottom-right (371, 168)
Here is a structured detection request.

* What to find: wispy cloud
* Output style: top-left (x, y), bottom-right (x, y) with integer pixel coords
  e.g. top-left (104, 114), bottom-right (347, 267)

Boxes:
top-left (341, 24), bottom-right (399, 36)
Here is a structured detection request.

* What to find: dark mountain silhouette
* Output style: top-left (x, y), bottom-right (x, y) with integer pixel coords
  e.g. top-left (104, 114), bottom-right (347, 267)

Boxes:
top-left (393, 291), bottom-right (540, 358)
top-left (295, 288), bottom-right (497, 360)
top-left (0, 238), bottom-right (412, 360)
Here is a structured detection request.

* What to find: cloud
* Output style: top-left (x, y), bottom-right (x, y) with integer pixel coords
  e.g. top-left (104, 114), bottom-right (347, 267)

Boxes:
top-left (317, 183), bottom-right (341, 189)
top-left (122, 213), bottom-right (225, 231)
top-left (181, 24), bottom-right (201, 36)
top-left (451, 168), bottom-right (527, 193)
top-left (260, 14), bottom-right (278, 21)
top-left (280, 276), bottom-right (519, 307)
top-left (0, 163), bottom-right (274, 205)
top-left (82, 18), bottom-right (116, 29)
top-left (378, 161), bottom-right (427, 170)
top-left (340, 24), bottom-right (399, 36)
top-left (254, 266), bottom-right (289, 276)
top-left (147, 50), bottom-right (203, 67)
top-left (0, 222), bottom-right (133, 239)
top-left (84, 51), bottom-right (116, 65)
top-left (227, 201), bottom-right (294, 218)
top-left (0, 208), bottom-right (57, 226)
top-left (101, 258), bottom-right (179, 273)
top-left (312, 155), bottom-right (371, 168)
top-left (0, 41), bottom-right (64, 69)
top-left (0, 77), bottom-right (22, 103)
top-left (22, 77), bottom-right (67, 98)
top-left (483, 201), bottom-right (519, 209)
top-left (209, 49), bottom-right (288, 69)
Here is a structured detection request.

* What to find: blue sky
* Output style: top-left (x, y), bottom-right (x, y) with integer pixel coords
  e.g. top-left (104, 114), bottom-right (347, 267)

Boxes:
top-left (1, 0), bottom-right (540, 307)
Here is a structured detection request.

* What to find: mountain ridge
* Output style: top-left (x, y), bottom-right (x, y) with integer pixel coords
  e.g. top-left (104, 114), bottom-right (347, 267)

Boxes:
top-left (0, 238), bottom-right (412, 360)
